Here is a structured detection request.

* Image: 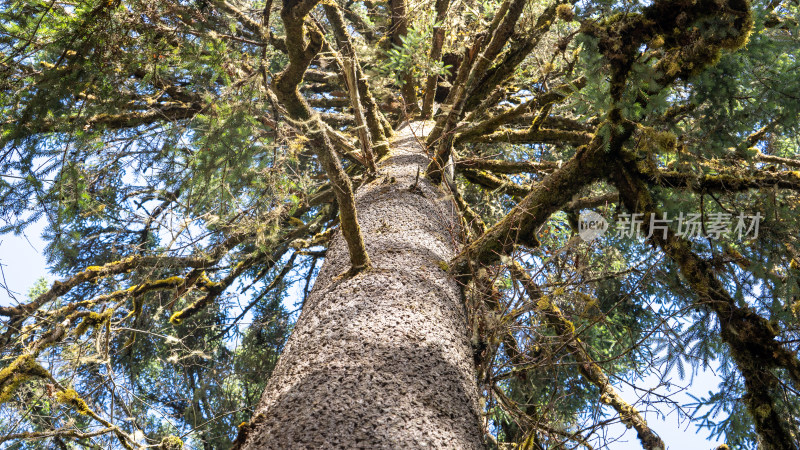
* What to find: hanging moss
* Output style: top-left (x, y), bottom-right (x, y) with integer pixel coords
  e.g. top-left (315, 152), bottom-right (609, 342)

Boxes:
top-left (555, 4), bottom-right (574, 22)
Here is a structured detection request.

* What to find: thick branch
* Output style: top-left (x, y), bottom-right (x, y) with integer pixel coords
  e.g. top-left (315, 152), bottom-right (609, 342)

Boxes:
top-left (450, 132), bottom-right (610, 277)
top-left (0, 256), bottom-right (213, 318)
top-left (460, 168), bottom-right (530, 198)
top-left (322, 3), bottom-right (391, 158)
top-left (463, 128), bottom-right (592, 146)
top-left (341, 1), bottom-right (378, 43)
top-left (274, 2), bottom-right (370, 271)
top-left (456, 158), bottom-right (558, 175)
top-left (389, 0), bottom-right (421, 115)
top-left (424, 0), bottom-right (529, 165)
top-left (425, 38), bottom-right (484, 183)
top-left (456, 77), bottom-right (587, 144)
top-left (420, 0), bottom-right (451, 119)
top-left (756, 150), bottom-right (800, 169)
top-left (11, 103), bottom-right (204, 136)
top-left (642, 166), bottom-right (800, 193)
top-left (462, 1), bottom-right (564, 112)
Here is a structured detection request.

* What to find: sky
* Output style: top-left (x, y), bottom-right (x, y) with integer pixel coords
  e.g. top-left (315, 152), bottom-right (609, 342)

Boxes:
top-left (0, 224), bottom-right (729, 449)
top-left (0, 219), bottom-right (49, 307)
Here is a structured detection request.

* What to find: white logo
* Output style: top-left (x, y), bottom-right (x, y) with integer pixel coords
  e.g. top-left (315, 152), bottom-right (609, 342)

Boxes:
top-left (579, 211), bottom-right (608, 242)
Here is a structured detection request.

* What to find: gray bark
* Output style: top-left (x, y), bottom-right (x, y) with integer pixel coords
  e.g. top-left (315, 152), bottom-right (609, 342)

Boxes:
top-left (242, 122), bottom-right (484, 448)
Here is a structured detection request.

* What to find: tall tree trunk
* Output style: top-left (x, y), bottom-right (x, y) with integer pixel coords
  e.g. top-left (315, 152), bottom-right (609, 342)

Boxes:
top-left (240, 122), bottom-right (483, 448)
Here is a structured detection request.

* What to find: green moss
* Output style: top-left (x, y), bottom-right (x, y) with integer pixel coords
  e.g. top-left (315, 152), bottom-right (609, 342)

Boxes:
top-left (159, 435), bottom-right (183, 450)
top-left (537, 296), bottom-right (556, 313)
top-left (556, 4), bottom-right (574, 22)
top-left (74, 309), bottom-right (112, 337)
top-left (650, 35), bottom-right (664, 48)
top-left (170, 295), bottom-right (212, 325)
top-left (720, 9), bottom-right (754, 50)
top-left (199, 272), bottom-right (221, 289)
top-left (436, 260), bottom-right (449, 272)
top-left (561, 317), bottom-right (576, 335)
top-left (169, 312), bottom-right (183, 325)
top-left (791, 300), bottom-right (800, 319)
top-left (56, 388), bottom-right (90, 415)
top-left (0, 354), bottom-right (49, 405)
top-left (754, 403), bottom-right (772, 419)
top-left (653, 131), bottom-right (677, 152)
top-left (579, 293), bottom-right (597, 309)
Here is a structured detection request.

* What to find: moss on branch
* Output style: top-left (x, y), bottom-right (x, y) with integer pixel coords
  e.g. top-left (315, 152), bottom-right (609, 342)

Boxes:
top-left (450, 129), bottom-right (623, 278)
top-left (274, 1), bottom-right (370, 272)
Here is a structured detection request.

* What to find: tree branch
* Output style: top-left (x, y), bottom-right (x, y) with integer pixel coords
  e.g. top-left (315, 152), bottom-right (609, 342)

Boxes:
top-left (274, 2), bottom-right (370, 272)
top-left (389, 0), bottom-right (421, 115)
top-left (455, 77), bottom-right (587, 144)
top-left (450, 131), bottom-right (614, 277)
top-left (323, 3), bottom-right (390, 159)
top-left (420, 0), bottom-right (451, 119)
top-left (456, 158), bottom-right (558, 175)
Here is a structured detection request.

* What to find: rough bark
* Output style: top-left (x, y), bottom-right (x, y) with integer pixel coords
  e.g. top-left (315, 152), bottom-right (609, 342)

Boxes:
top-left (240, 122), bottom-right (483, 448)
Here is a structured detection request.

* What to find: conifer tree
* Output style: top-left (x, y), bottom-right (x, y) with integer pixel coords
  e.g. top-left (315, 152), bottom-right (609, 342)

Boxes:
top-left (1, 0), bottom-right (800, 448)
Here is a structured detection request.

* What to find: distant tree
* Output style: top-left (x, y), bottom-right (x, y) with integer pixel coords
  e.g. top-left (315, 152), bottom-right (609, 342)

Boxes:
top-left (1, 0), bottom-right (799, 448)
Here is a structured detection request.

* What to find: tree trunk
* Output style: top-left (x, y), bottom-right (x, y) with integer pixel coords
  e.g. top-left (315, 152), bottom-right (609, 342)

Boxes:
top-left (241, 122), bottom-right (483, 448)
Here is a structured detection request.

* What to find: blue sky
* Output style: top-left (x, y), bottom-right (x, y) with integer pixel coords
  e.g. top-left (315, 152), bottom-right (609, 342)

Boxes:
top-left (0, 224), bottom-right (729, 449)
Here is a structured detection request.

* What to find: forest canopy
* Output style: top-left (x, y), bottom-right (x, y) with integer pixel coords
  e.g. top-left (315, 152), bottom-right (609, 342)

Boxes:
top-left (1, 0), bottom-right (800, 448)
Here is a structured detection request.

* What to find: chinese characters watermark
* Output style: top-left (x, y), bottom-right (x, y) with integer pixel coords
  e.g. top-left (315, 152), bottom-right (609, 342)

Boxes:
top-left (578, 211), bottom-right (762, 242)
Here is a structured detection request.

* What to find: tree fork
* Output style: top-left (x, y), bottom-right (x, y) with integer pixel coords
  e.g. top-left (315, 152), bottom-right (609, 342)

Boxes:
top-left (426, 0), bottom-right (526, 156)
top-left (461, 1), bottom-right (565, 113)
top-left (449, 127), bottom-right (625, 278)
top-left (455, 77), bottom-right (587, 144)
